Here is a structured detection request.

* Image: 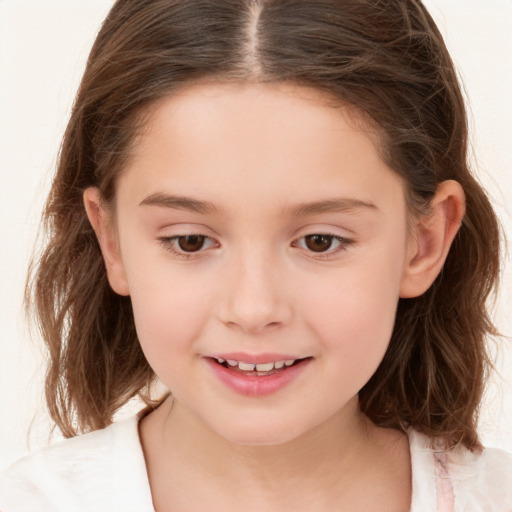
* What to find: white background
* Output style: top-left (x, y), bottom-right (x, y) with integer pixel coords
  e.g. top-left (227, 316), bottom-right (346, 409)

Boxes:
top-left (1, 0), bottom-right (511, 471)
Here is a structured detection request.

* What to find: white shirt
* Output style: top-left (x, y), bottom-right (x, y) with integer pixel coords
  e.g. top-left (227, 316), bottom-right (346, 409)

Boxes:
top-left (1, 415), bottom-right (511, 511)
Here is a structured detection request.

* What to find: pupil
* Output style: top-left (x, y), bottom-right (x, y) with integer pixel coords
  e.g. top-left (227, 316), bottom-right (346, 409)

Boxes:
top-left (305, 234), bottom-right (332, 252)
top-left (178, 235), bottom-right (205, 252)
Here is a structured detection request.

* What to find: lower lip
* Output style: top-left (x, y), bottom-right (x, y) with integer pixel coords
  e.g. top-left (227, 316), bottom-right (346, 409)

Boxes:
top-left (206, 358), bottom-right (311, 397)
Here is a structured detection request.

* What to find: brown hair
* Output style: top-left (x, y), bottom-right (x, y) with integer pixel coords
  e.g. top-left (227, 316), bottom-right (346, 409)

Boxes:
top-left (27, 0), bottom-right (501, 449)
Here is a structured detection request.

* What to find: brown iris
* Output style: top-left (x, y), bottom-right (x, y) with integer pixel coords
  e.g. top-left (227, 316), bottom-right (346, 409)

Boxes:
top-left (177, 235), bottom-right (206, 252)
top-left (304, 234), bottom-right (334, 252)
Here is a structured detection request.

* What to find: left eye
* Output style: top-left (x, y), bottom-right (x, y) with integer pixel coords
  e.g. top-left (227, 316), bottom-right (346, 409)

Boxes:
top-left (294, 234), bottom-right (349, 253)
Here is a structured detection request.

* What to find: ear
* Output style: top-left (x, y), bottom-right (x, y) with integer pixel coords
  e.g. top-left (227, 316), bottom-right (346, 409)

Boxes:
top-left (400, 180), bottom-right (466, 298)
top-left (83, 187), bottom-right (130, 296)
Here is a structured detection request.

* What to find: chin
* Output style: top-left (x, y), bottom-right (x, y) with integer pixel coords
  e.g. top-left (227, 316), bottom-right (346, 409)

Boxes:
top-left (210, 415), bottom-right (311, 447)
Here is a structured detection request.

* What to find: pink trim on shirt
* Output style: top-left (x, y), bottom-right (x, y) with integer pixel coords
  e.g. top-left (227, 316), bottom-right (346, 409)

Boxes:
top-left (433, 444), bottom-right (455, 512)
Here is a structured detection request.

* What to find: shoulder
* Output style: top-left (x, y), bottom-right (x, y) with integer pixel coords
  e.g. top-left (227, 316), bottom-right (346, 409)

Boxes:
top-left (408, 428), bottom-right (512, 512)
top-left (0, 415), bottom-right (154, 512)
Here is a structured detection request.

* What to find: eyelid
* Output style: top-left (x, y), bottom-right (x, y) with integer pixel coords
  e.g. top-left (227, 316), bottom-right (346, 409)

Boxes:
top-left (158, 234), bottom-right (219, 259)
top-left (292, 232), bottom-right (355, 258)
top-left (157, 229), bottom-right (354, 260)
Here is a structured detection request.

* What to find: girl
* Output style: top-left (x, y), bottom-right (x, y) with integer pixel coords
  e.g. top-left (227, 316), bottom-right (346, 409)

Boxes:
top-left (1, 0), bottom-right (511, 510)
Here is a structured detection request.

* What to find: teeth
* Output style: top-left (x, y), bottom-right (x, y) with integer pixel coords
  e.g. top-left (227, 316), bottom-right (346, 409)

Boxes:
top-left (255, 362), bottom-right (274, 372)
top-left (217, 358), bottom-right (298, 372)
top-left (238, 362), bottom-right (256, 371)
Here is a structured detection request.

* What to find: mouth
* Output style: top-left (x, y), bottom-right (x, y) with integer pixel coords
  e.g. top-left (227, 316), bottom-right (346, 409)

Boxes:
top-left (206, 354), bottom-right (312, 396)
top-left (208, 356), bottom-right (311, 376)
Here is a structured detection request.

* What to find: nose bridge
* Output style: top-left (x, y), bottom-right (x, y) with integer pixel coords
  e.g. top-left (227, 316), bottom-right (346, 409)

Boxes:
top-left (220, 242), bottom-right (291, 333)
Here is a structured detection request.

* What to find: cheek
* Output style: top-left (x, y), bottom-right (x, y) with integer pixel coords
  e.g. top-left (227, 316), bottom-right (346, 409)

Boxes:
top-left (306, 277), bottom-right (398, 350)
top-left (123, 262), bottom-right (211, 369)
top-left (302, 246), bottom-right (405, 370)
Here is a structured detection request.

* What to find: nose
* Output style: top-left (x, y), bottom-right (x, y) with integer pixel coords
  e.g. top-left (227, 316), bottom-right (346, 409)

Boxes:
top-left (218, 249), bottom-right (293, 334)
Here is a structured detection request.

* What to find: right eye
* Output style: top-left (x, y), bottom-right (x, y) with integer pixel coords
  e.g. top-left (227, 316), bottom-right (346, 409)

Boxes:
top-left (158, 235), bottom-right (218, 257)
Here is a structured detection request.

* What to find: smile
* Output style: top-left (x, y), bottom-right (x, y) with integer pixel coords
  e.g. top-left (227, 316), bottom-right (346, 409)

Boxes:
top-left (215, 357), bottom-right (298, 374)
top-left (207, 355), bottom-right (312, 396)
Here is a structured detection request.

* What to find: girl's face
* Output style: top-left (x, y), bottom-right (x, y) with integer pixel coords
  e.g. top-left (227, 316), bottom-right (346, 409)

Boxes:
top-left (106, 82), bottom-right (416, 445)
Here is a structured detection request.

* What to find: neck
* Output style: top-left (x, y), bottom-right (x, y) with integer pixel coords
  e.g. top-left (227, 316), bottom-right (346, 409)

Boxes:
top-left (140, 396), bottom-right (411, 512)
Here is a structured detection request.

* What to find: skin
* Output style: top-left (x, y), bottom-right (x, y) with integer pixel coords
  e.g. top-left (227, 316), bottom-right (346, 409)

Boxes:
top-left (84, 82), bottom-right (465, 511)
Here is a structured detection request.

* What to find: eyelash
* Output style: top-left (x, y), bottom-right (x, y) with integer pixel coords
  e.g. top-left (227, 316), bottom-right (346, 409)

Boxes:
top-left (292, 233), bottom-right (354, 259)
top-left (158, 235), bottom-right (218, 260)
top-left (158, 233), bottom-right (354, 260)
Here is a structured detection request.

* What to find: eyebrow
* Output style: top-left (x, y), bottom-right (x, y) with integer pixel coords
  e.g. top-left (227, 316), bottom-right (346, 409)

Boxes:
top-left (287, 198), bottom-right (378, 216)
top-left (139, 193), bottom-right (220, 214)
top-left (139, 193), bottom-right (377, 216)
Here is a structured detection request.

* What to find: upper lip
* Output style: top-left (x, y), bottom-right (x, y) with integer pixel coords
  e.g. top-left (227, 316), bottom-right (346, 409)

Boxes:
top-left (207, 352), bottom-right (305, 365)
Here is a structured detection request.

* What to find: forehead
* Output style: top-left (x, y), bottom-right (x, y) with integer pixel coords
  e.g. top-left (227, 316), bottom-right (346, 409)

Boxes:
top-left (119, 81), bottom-right (403, 212)
top-left (138, 81), bottom-right (383, 152)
